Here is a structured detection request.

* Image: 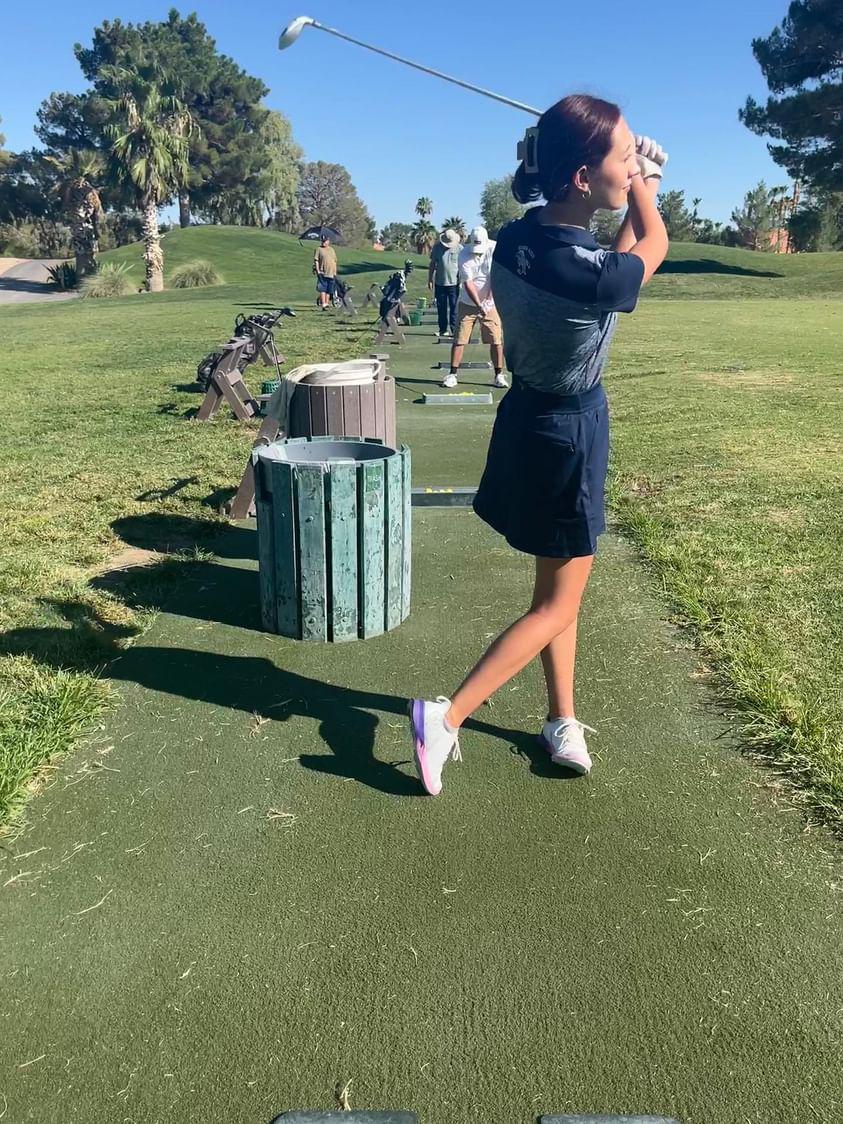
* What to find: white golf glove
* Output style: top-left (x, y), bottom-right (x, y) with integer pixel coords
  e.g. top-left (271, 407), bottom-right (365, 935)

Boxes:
top-left (635, 135), bottom-right (668, 180)
top-left (480, 297), bottom-right (494, 314)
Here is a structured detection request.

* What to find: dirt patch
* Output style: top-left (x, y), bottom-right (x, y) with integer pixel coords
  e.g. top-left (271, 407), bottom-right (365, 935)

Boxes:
top-left (93, 546), bottom-right (161, 575)
top-left (696, 369), bottom-right (796, 389)
top-left (766, 508), bottom-right (805, 527)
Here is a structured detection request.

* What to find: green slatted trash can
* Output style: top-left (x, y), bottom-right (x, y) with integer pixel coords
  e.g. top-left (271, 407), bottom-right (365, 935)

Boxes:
top-left (253, 437), bottom-right (411, 641)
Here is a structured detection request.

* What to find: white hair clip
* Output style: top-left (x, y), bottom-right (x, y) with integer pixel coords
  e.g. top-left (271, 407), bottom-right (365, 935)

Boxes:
top-left (516, 126), bottom-right (540, 174)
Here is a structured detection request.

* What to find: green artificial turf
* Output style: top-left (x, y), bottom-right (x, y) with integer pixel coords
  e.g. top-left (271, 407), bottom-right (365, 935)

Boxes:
top-left (1, 522), bottom-right (840, 1124)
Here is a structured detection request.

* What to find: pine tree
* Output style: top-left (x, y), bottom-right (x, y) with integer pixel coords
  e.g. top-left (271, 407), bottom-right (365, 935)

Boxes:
top-left (740, 0), bottom-right (842, 194)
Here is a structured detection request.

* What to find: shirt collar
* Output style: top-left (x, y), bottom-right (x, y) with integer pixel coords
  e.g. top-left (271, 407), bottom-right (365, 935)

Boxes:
top-left (523, 206), bottom-right (599, 248)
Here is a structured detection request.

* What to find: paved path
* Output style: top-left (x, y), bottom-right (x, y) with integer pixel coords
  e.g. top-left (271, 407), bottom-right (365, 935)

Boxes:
top-left (0, 257), bottom-right (78, 304)
top-left (1, 307), bottom-right (840, 1124)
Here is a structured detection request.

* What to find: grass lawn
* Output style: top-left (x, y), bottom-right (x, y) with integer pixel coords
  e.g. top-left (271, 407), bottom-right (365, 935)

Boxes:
top-left (0, 226), bottom-right (840, 829)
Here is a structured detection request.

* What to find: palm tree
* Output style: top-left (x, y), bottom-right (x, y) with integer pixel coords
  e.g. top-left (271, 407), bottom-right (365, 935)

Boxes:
top-left (689, 197), bottom-right (702, 242)
top-left (101, 63), bottom-right (193, 292)
top-left (442, 216), bottom-right (467, 239)
top-left (412, 219), bottom-right (436, 254)
top-left (45, 149), bottom-right (104, 279)
top-left (767, 185), bottom-right (790, 252)
top-left (415, 196), bottom-right (433, 221)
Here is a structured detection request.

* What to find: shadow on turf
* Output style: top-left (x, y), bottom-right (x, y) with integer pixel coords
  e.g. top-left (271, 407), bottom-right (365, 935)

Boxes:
top-left (1, 602), bottom-right (569, 793)
top-left (395, 377), bottom-right (497, 390)
top-left (1, 524), bottom-right (574, 791)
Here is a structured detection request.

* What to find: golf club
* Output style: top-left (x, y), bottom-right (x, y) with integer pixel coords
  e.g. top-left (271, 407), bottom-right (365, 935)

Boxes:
top-left (279, 16), bottom-right (541, 116)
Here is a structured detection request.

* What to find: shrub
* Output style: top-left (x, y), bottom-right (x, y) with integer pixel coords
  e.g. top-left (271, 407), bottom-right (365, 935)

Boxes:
top-left (0, 221), bottom-right (42, 258)
top-left (79, 262), bottom-right (133, 299)
top-left (0, 220), bottom-right (72, 258)
top-left (169, 259), bottom-right (223, 288)
top-left (46, 262), bottom-right (78, 291)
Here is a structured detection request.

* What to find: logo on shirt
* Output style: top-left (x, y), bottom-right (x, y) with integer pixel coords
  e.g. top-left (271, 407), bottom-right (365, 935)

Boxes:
top-left (516, 245), bottom-right (534, 277)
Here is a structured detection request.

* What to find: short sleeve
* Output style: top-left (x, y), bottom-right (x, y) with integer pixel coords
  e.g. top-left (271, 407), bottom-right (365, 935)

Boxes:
top-left (595, 251), bottom-right (646, 313)
top-left (459, 255), bottom-right (478, 284)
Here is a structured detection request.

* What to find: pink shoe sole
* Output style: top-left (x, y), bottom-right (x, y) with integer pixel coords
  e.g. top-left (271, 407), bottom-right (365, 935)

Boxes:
top-left (409, 699), bottom-right (442, 796)
top-left (537, 733), bottom-right (591, 776)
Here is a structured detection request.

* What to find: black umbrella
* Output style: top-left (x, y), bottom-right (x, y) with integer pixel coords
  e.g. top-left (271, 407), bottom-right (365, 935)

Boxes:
top-left (298, 224), bottom-right (346, 245)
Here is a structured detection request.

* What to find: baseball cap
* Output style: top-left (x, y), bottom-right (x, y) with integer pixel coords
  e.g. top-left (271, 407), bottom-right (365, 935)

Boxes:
top-left (469, 226), bottom-right (490, 254)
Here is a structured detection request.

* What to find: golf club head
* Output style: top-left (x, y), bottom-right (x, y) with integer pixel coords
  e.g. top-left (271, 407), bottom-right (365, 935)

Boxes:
top-left (279, 16), bottom-right (315, 50)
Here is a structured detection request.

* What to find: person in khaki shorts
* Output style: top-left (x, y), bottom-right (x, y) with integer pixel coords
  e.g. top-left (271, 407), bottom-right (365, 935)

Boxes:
top-left (313, 234), bottom-right (338, 310)
top-left (443, 226), bottom-right (507, 389)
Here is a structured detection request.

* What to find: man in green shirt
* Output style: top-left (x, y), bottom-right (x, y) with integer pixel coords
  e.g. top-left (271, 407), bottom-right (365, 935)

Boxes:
top-left (428, 228), bottom-right (462, 337)
top-left (314, 235), bottom-right (338, 310)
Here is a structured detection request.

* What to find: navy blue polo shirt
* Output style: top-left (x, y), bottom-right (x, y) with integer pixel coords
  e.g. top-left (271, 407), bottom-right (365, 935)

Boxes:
top-left (490, 207), bottom-right (645, 394)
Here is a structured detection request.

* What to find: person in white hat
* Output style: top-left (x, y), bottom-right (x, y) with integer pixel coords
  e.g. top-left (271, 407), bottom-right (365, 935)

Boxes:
top-left (443, 225), bottom-right (507, 389)
top-left (428, 228), bottom-right (462, 337)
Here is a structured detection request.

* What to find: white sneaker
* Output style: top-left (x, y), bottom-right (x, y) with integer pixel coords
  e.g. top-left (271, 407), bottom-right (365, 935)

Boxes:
top-left (493, 372), bottom-right (509, 388)
top-left (441, 372), bottom-right (458, 388)
top-left (538, 717), bottom-right (595, 775)
top-left (408, 697), bottom-right (462, 796)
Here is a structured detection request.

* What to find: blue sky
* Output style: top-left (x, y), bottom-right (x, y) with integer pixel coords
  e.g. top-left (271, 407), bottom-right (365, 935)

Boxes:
top-left (0, 0), bottom-right (792, 230)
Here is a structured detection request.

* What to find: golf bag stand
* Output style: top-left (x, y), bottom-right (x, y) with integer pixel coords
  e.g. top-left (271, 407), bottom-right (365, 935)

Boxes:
top-left (195, 339), bottom-right (261, 421)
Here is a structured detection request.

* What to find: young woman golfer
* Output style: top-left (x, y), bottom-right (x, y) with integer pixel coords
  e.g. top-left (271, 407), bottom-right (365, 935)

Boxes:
top-left (409, 94), bottom-right (669, 795)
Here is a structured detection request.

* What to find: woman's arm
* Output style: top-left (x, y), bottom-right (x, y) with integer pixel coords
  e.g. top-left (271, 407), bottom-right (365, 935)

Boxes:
top-left (622, 174), bottom-right (669, 285)
top-left (612, 174), bottom-right (659, 252)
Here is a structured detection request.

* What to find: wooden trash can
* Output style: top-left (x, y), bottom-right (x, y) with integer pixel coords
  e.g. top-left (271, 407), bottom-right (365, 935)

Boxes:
top-left (287, 360), bottom-right (396, 448)
top-left (253, 437), bottom-right (411, 641)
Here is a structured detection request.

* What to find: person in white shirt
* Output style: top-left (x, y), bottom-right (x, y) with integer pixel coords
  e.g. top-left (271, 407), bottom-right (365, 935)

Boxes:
top-left (443, 226), bottom-right (507, 389)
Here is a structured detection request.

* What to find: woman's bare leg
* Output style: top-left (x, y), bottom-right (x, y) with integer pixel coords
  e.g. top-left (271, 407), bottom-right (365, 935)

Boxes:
top-left (539, 621), bottom-right (578, 719)
top-left (532, 559), bottom-right (580, 718)
top-left (447, 554), bottom-right (594, 728)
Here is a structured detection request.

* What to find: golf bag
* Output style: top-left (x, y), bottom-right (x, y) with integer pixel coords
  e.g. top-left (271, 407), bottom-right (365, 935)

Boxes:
top-left (332, 276), bottom-right (357, 314)
top-left (196, 350), bottom-right (224, 390)
top-left (379, 270), bottom-right (407, 322)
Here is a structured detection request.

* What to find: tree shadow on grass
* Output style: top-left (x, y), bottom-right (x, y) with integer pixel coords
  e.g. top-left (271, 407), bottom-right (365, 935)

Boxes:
top-left (111, 513), bottom-right (257, 561)
top-left (657, 259), bottom-right (782, 278)
top-left (337, 261), bottom-right (398, 276)
top-left (135, 477), bottom-right (200, 502)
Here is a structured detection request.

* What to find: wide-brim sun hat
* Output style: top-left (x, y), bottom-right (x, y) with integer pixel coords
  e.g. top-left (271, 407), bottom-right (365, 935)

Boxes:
top-left (440, 228), bottom-right (460, 249)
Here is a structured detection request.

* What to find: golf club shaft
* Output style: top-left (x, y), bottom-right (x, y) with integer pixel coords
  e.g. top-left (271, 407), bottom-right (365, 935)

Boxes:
top-left (309, 21), bottom-right (541, 116)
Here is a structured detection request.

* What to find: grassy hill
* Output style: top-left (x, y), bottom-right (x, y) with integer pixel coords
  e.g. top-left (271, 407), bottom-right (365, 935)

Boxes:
top-left (96, 224), bottom-right (843, 301)
top-left (100, 226), bottom-right (422, 303)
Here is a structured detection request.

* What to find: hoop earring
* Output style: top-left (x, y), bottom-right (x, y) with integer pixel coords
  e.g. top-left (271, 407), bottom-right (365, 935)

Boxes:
top-left (582, 188), bottom-right (592, 199)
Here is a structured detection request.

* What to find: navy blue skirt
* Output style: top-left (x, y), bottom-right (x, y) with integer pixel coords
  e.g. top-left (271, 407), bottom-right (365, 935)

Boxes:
top-left (473, 380), bottom-right (609, 558)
